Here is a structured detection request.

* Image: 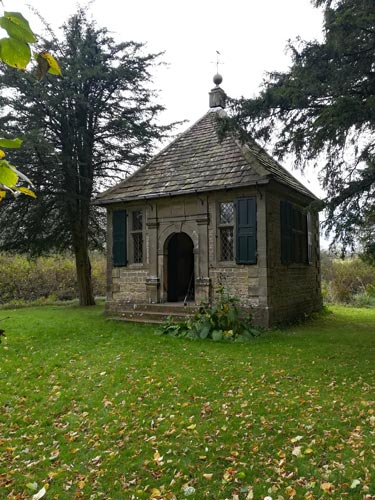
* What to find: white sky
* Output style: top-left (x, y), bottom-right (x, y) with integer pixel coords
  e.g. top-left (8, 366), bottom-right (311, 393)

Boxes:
top-left (5, 1), bottom-right (328, 217)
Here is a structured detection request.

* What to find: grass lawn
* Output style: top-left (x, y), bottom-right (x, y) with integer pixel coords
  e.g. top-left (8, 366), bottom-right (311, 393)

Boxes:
top-left (0, 305), bottom-right (374, 500)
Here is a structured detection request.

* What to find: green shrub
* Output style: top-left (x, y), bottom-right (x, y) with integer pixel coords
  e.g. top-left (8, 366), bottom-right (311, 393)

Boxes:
top-left (157, 286), bottom-right (262, 342)
top-left (0, 253), bottom-right (106, 305)
top-left (322, 256), bottom-right (375, 305)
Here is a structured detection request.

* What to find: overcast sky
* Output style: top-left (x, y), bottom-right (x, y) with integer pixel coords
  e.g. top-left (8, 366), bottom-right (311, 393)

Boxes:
top-left (5, 0), bottom-right (326, 202)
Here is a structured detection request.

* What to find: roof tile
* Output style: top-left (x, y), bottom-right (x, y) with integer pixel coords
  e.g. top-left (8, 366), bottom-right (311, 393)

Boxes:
top-left (96, 109), bottom-right (315, 204)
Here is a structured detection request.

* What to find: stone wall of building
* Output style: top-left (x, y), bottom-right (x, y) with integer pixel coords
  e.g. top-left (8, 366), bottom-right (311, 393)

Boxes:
top-left (207, 188), bottom-right (269, 326)
top-left (109, 267), bottom-right (148, 302)
top-left (265, 187), bottom-right (322, 324)
top-left (105, 202), bottom-right (150, 315)
top-left (104, 185), bottom-right (321, 327)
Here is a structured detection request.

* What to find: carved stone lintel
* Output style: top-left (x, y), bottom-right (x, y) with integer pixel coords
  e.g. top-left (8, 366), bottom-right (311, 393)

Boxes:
top-left (196, 216), bottom-right (209, 225)
top-left (147, 220), bottom-right (159, 229)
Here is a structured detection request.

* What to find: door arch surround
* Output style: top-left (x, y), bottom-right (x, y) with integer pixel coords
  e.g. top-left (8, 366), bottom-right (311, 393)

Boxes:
top-left (165, 232), bottom-right (195, 302)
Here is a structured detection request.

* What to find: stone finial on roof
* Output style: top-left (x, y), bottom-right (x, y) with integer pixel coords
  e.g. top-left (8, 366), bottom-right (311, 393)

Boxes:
top-left (209, 73), bottom-right (226, 109)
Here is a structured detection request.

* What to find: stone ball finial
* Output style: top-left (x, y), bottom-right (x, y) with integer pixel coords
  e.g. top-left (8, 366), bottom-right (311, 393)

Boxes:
top-left (213, 73), bottom-right (223, 86)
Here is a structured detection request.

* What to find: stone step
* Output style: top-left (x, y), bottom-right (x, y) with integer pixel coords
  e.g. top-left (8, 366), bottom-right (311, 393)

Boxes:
top-left (110, 308), bottom-right (196, 325)
top-left (110, 315), bottom-right (165, 325)
top-left (130, 303), bottom-right (199, 314)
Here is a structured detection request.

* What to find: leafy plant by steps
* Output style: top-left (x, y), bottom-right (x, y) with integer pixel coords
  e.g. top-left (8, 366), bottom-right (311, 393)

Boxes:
top-left (157, 286), bottom-right (262, 342)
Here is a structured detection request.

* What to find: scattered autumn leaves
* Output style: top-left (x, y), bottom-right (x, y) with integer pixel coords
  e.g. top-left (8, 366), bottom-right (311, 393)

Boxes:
top-left (0, 305), bottom-right (375, 499)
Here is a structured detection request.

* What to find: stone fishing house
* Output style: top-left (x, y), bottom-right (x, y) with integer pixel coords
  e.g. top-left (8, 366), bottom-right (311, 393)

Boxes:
top-left (96, 76), bottom-right (322, 327)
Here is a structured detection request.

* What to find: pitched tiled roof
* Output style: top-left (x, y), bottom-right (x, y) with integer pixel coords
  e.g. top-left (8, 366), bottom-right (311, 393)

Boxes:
top-left (96, 109), bottom-right (316, 204)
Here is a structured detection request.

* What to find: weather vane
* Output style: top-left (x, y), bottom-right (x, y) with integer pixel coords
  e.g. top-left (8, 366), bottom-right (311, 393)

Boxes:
top-left (211, 50), bottom-right (224, 74)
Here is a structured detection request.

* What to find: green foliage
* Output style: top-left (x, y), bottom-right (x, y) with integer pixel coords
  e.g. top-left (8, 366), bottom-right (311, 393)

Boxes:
top-left (227, 0), bottom-right (375, 250)
top-left (358, 209), bottom-right (375, 266)
top-left (0, 10), bottom-right (60, 201)
top-left (1, 304), bottom-right (375, 498)
top-left (0, 253), bottom-right (106, 305)
top-left (0, 11), bottom-right (35, 70)
top-left (0, 36), bottom-right (31, 69)
top-left (158, 286), bottom-right (262, 341)
top-left (321, 254), bottom-right (375, 305)
top-left (0, 12), bottom-right (36, 45)
top-left (0, 138), bottom-right (23, 148)
top-left (0, 138), bottom-right (37, 201)
top-left (0, 9), bottom-right (173, 305)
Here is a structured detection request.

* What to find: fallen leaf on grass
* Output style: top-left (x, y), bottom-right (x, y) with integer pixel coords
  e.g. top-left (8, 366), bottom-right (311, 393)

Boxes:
top-left (32, 485), bottom-right (48, 500)
top-left (292, 446), bottom-right (302, 457)
top-left (320, 482), bottom-right (334, 494)
top-left (49, 449), bottom-right (59, 461)
top-left (150, 488), bottom-right (162, 499)
top-left (26, 482), bottom-right (38, 491)
top-left (285, 485), bottom-right (296, 497)
top-left (291, 435), bottom-right (303, 443)
top-left (153, 450), bottom-right (164, 466)
top-left (182, 486), bottom-right (196, 496)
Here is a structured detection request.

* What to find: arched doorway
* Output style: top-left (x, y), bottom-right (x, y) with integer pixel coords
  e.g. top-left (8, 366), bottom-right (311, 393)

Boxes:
top-left (167, 233), bottom-right (194, 302)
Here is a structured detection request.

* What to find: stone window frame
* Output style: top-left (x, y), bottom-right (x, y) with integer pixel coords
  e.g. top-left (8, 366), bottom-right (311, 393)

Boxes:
top-left (217, 201), bottom-right (235, 262)
top-left (129, 208), bottom-right (144, 266)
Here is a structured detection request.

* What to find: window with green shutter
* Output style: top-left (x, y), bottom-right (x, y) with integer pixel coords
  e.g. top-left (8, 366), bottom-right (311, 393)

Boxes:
top-left (307, 212), bottom-right (313, 264)
top-left (280, 200), bottom-right (293, 264)
top-left (236, 197), bottom-right (257, 264)
top-left (280, 201), bottom-right (309, 265)
top-left (112, 210), bottom-right (127, 267)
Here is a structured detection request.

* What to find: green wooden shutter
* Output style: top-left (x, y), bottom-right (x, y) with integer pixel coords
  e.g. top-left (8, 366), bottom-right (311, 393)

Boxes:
top-left (307, 212), bottom-right (313, 264)
top-left (112, 210), bottom-right (127, 267)
top-left (280, 201), bottom-right (293, 264)
top-left (236, 197), bottom-right (257, 264)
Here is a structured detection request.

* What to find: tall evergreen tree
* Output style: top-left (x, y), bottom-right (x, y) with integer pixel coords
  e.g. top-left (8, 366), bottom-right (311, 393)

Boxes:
top-left (0, 10), bottom-right (172, 305)
top-left (226, 0), bottom-right (375, 250)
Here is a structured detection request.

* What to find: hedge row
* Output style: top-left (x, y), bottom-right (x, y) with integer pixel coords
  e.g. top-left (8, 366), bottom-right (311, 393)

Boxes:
top-left (0, 253), bottom-right (106, 304)
top-left (321, 254), bottom-right (375, 306)
top-left (1, 252), bottom-right (374, 307)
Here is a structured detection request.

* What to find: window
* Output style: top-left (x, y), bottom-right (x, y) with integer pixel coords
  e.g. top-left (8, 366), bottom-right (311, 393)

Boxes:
top-left (280, 201), bottom-right (308, 264)
top-left (218, 198), bottom-right (257, 264)
top-left (131, 210), bottom-right (143, 264)
top-left (112, 208), bottom-right (145, 266)
top-left (219, 202), bottom-right (234, 261)
top-left (307, 212), bottom-right (313, 264)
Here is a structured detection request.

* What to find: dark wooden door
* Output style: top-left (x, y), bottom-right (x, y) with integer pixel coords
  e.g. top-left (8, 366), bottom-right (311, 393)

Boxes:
top-left (167, 233), bottom-right (194, 302)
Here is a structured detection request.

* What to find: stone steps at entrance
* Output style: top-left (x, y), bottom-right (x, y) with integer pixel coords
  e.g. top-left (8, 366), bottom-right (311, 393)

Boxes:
top-left (109, 302), bottom-right (199, 325)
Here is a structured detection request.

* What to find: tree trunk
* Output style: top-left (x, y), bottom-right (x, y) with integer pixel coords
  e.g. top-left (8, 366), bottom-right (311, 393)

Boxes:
top-left (74, 237), bottom-right (95, 306)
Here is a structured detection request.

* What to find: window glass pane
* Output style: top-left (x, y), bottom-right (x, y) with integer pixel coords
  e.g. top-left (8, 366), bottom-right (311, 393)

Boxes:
top-left (133, 233), bottom-right (143, 263)
top-left (132, 210), bottom-right (143, 230)
top-left (220, 227), bottom-right (234, 261)
top-left (220, 202), bottom-right (234, 225)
